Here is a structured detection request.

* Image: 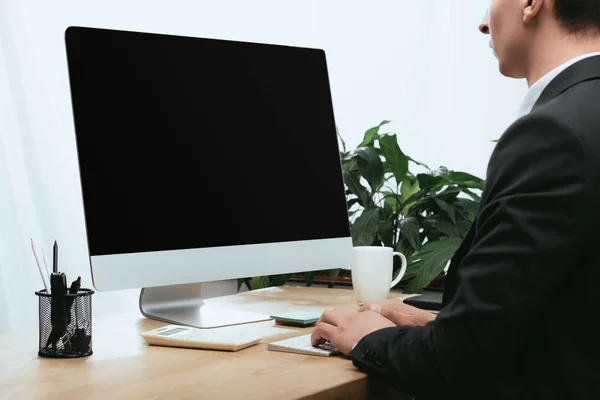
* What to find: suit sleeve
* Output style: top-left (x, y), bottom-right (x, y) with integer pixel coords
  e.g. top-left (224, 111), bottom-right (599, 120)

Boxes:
top-left (349, 113), bottom-right (588, 398)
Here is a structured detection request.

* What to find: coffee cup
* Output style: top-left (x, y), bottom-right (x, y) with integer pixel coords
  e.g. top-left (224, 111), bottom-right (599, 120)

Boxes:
top-left (351, 246), bottom-right (407, 303)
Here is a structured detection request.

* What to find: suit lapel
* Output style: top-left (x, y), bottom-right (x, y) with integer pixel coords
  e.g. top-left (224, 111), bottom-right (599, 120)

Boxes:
top-left (533, 55), bottom-right (600, 111)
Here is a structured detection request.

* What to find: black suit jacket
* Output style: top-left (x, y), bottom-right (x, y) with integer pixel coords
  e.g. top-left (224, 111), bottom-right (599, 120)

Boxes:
top-left (350, 56), bottom-right (600, 399)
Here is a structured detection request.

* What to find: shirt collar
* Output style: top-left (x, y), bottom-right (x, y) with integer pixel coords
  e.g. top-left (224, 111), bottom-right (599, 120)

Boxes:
top-left (515, 52), bottom-right (600, 119)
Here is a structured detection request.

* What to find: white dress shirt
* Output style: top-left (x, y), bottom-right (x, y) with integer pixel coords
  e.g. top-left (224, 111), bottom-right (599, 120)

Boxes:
top-left (515, 52), bottom-right (600, 119)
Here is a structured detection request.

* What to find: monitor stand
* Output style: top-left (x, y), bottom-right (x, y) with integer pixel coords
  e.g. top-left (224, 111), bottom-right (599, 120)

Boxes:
top-left (139, 282), bottom-right (272, 329)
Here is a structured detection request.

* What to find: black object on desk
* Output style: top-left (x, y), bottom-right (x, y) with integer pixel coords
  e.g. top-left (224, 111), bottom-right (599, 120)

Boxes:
top-left (53, 240), bottom-right (58, 274)
top-left (46, 240), bottom-right (69, 350)
top-left (35, 240), bottom-right (94, 358)
top-left (47, 273), bottom-right (68, 349)
top-left (36, 287), bottom-right (94, 358)
top-left (403, 291), bottom-right (443, 311)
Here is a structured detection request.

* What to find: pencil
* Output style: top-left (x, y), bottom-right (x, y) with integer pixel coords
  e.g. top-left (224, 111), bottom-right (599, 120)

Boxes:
top-left (31, 238), bottom-right (51, 294)
top-left (41, 247), bottom-right (52, 285)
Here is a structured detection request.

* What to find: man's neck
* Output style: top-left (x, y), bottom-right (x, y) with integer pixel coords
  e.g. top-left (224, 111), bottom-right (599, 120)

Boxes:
top-left (524, 32), bottom-right (600, 87)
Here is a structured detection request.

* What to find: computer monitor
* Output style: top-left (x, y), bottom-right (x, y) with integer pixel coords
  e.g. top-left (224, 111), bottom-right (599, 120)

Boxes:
top-left (64, 26), bottom-right (353, 328)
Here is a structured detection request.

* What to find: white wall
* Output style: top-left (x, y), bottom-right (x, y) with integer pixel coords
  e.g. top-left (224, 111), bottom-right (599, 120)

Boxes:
top-left (318, 0), bottom-right (525, 178)
top-left (0, 0), bottom-right (527, 334)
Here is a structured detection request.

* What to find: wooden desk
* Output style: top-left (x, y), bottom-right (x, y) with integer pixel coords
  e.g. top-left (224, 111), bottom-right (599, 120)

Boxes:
top-left (0, 286), bottom-right (414, 400)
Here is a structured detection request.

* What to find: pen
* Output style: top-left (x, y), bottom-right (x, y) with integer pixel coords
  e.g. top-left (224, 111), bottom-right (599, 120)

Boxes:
top-left (53, 240), bottom-right (58, 274)
top-left (31, 238), bottom-right (51, 294)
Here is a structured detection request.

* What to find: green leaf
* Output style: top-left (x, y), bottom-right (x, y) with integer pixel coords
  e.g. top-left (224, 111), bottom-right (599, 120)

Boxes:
top-left (342, 155), bottom-right (358, 172)
top-left (237, 278), bottom-right (245, 292)
top-left (456, 197), bottom-right (479, 216)
top-left (329, 268), bottom-right (341, 283)
top-left (446, 172), bottom-right (485, 190)
top-left (417, 174), bottom-right (447, 192)
top-left (456, 198), bottom-right (480, 217)
top-left (399, 177), bottom-right (421, 215)
top-left (337, 126), bottom-right (346, 153)
top-left (425, 214), bottom-right (471, 238)
top-left (358, 120), bottom-right (391, 147)
top-left (383, 192), bottom-right (401, 213)
top-left (399, 216), bottom-right (421, 250)
top-left (380, 202), bottom-right (394, 221)
top-left (379, 134), bottom-right (409, 185)
top-left (401, 190), bottom-right (427, 217)
top-left (424, 227), bottom-right (443, 243)
top-left (304, 271), bottom-right (316, 286)
top-left (396, 237), bottom-right (416, 262)
top-left (343, 170), bottom-right (371, 207)
top-left (378, 220), bottom-right (395, 247)
top-left (251, 276), bottom-right (270, 290)
top-left (269, 274), bottom-right (292, 287)
top-left (351, 208), bottom-right (380, 246)
top-left (400, 177), bottom-right (420, 202)
top-left (355, 147), bottom-right (385, 190)
top-left (435, 187), bottom-right (462, 203)
top-left (403, 237), bottom-right (462, 294)
top-left (434, 199), bottom-right (457, 224)
top-left (462, 188), bottom-right (481, 201)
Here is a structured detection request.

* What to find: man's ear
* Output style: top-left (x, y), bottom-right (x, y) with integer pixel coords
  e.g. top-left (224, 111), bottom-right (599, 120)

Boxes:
top-left (523, 0), bottom-right (543, 24)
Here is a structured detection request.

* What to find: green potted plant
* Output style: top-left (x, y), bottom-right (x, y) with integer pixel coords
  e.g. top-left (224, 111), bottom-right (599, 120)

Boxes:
top-left (339, 120), bottom-right (483, 293)
top-left (241, 121), bottom-right (484, 294)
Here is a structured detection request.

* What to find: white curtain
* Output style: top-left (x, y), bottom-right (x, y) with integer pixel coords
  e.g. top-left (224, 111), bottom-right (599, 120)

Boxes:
top-left (0, 9), bottom-right (46, 333)
top-left (0, 0), bottom-right (526, 334)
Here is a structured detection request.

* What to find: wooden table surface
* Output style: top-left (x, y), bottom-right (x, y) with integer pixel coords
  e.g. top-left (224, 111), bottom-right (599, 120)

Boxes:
top-left (0, 286), bottom-right (415, 400)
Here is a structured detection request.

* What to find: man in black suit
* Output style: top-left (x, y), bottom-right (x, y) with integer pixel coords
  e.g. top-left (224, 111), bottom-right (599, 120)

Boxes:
top-left (311, 0), bottom-right (600, 398)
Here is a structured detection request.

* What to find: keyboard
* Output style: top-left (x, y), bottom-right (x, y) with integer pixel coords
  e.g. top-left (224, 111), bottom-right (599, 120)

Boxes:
top-left (268, 334), bottom-right (341, 357)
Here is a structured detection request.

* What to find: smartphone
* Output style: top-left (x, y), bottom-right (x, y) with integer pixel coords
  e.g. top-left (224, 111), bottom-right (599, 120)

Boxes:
top-left (403, 291), bottom-right (443, 311)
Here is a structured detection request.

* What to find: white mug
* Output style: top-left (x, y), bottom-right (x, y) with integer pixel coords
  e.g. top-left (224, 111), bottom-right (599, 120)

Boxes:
top-left (351, 246), bottom-right (407, 303)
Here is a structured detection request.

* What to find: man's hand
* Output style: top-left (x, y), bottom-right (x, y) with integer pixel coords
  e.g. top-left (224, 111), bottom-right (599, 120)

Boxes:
top-left (358, 301), bottom-right (436, 327)
top-left (310, 308), bottom-right (395, 355)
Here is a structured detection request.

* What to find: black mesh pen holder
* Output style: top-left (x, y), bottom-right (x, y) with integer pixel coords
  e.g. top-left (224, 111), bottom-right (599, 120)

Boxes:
top-left (35, 288), bottom-right (94, 358)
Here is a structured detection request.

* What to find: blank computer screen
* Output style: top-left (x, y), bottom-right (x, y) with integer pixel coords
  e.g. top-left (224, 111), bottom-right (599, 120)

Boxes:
top-left (65, 26), bottom-right (350, 256)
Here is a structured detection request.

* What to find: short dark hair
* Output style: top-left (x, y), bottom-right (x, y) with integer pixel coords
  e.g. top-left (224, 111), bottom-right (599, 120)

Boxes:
top-left (554, 0), bottom-right (600, 34)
